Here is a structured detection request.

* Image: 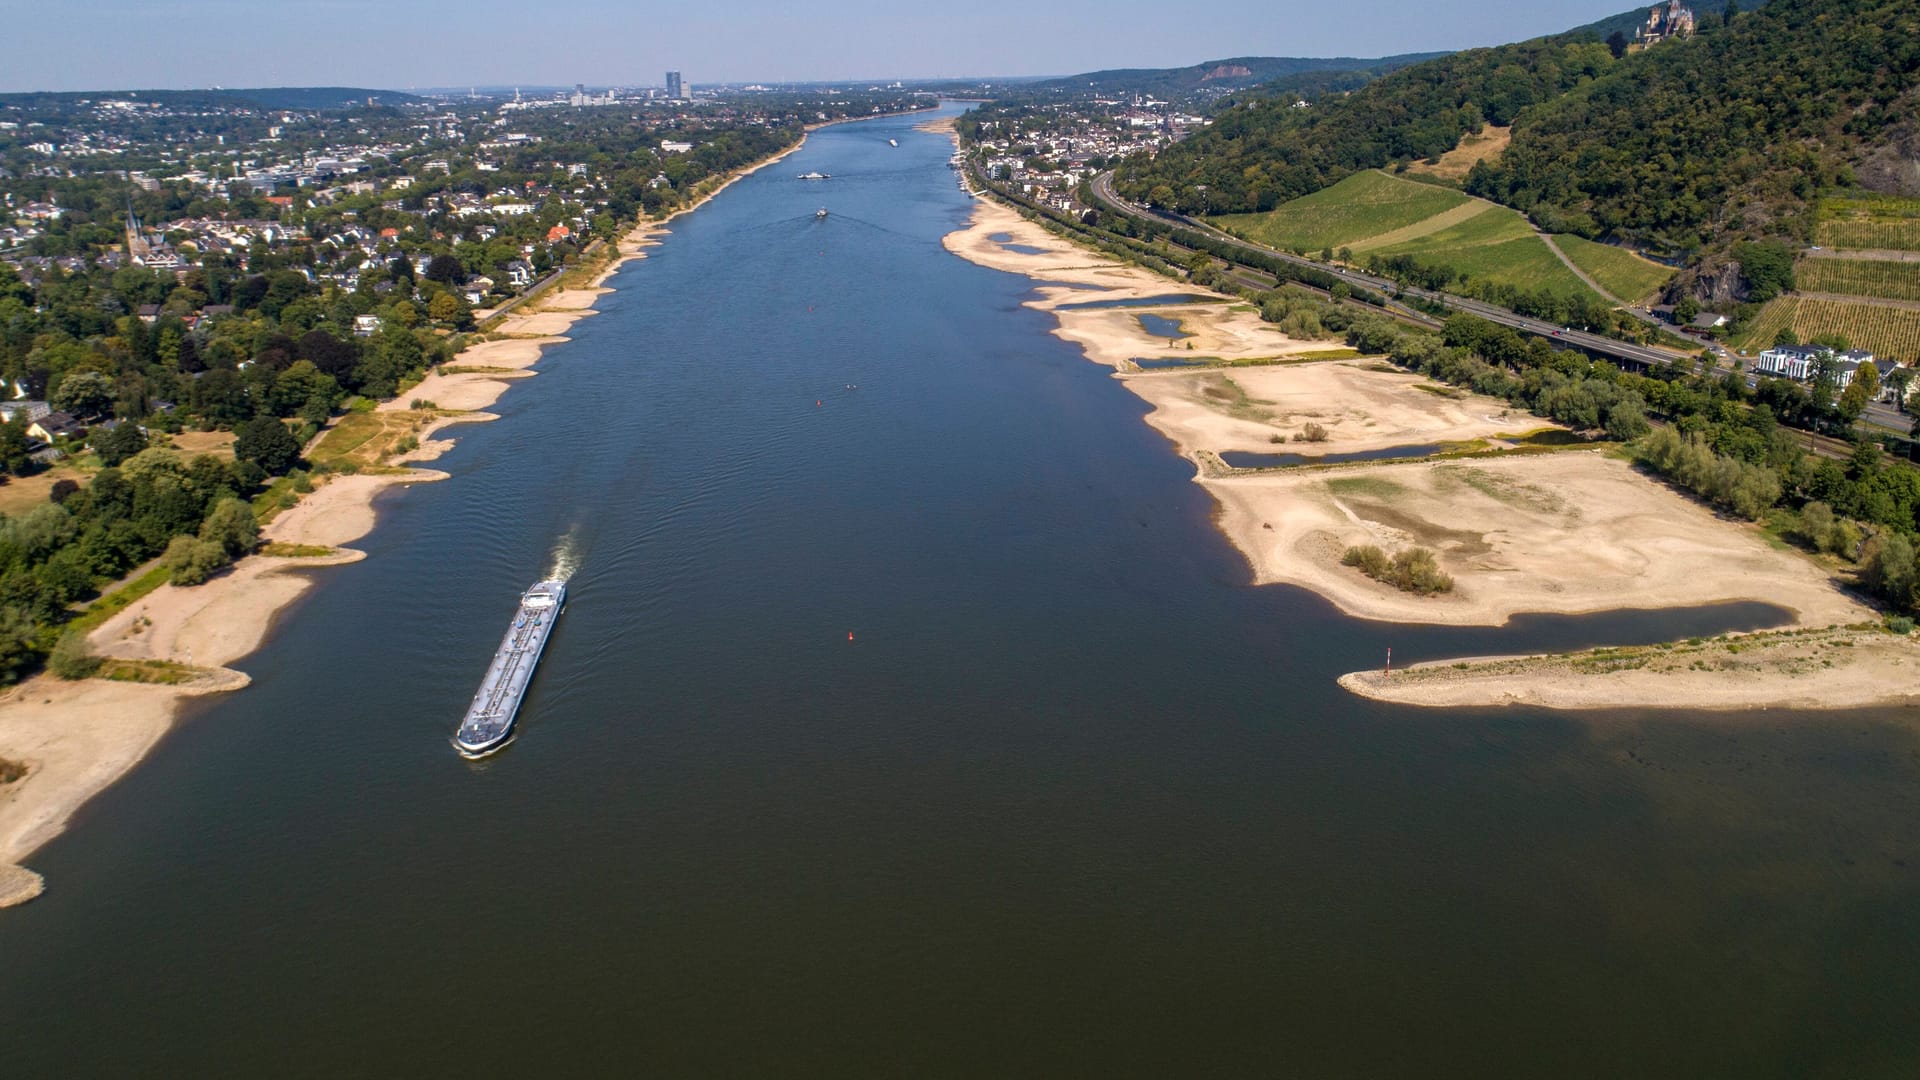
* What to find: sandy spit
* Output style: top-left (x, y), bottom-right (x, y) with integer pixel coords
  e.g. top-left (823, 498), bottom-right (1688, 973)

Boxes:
top-left (1339, 625), bottom-right (1920, 712)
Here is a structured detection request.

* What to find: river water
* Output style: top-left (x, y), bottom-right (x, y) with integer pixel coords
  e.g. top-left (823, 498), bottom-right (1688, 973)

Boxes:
top-left (5, 105), bottom-right (1919, 1076)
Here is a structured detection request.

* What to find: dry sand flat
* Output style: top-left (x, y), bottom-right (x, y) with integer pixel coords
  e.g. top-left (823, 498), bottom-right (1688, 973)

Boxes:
top-left (1341, 624), bottom-right (1920, 712)
top-left (942, 200), bottom-right (1340, 370)
top-left (1209, 451), bottom-right (1870, 628)
top-left (942, 198), bottom-right (1880, 635)
top-left (1126, 360), bottom-right (1533, 461)
top-left (1050, 303), bottom-right (1331, 370)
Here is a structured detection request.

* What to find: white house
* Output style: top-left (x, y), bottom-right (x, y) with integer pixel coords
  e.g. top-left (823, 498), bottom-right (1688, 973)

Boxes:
top-left (0, 400), bottom-right (51, 423)
top-left (1756, 345), bottom-right (1878, 386)
top-left (1830, 349), bottom-right (1877, 389)
top-left (1755, 345), bottom-right (1824, 381)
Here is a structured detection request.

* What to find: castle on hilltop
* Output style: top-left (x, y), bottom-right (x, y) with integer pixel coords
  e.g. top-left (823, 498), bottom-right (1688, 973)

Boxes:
top-left (1636, 1), bottom-right (1697, 47)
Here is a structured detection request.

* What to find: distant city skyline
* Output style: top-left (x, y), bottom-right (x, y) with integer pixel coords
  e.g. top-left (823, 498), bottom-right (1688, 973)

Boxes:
top-left (3, 0), bottom-right (1650, 93)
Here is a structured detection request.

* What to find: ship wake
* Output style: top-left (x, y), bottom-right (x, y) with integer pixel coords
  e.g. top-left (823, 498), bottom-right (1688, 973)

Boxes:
top-left (547, 525), bottom-right (583, 582)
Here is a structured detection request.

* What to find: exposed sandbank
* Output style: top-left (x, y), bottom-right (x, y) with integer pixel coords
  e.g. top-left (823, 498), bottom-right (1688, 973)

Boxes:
top-left (941, 192), bottom-right (1905, 703)
top-left (1340, 624), bottom-right (1920, 711)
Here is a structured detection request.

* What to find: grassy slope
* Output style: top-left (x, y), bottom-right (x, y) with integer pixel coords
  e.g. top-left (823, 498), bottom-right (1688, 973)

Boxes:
top-left (1217, 170), bottom-right (1598, 298)
top-left (1553, 235), bottom-right (1675, 302)
top-left (1212, 170), bottom-right (1470, 252)
top-left (1404, 125), bottom-right (1511, 184)
top-left (1364, 188), bottom-right (1592, 297)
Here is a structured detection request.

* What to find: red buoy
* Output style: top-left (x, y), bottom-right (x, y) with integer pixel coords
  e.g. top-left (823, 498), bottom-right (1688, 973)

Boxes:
top-left (848, 631), bottom-right (855, 642)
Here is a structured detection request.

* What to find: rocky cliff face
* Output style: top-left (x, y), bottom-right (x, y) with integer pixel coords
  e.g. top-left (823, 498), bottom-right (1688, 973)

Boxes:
top-left (1855, 114), bottom-right (1920, 197)
top-left (1668, 258), bottom-right (1751, 308)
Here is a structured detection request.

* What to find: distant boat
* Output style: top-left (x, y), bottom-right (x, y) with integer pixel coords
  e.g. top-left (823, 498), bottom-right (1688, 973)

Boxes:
top-left (815, 207), bottom-right (829, 220)
top-left (798, 171), bottom-right (830, 180)
top-left (888, 139), bottom-right (898, 147)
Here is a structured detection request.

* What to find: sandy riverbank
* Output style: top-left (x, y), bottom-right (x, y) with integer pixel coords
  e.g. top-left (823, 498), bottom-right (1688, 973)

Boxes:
top-left (1340, 623), bottom-right (1920, 711)
top-left (0, 134), bottom-right (822, 907)
top-left (941, 191), bottom-right (1910, 701)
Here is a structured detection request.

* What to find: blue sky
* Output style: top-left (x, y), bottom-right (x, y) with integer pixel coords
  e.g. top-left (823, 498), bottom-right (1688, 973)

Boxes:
top-left (2, 0), bottom-right (1640, 92)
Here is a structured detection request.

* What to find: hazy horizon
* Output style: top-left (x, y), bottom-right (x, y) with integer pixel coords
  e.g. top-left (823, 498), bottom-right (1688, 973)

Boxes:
top-left (3, 0), bottom-right (1642, 94)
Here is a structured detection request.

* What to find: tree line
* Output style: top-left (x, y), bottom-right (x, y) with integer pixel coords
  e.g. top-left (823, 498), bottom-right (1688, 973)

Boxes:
top-left (1349, 309), bottom-right (1920, 612)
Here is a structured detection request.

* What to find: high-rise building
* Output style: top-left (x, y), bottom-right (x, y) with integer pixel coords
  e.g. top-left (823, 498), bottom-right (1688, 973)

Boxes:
top-left (666, 71), bottom-right (684, 100)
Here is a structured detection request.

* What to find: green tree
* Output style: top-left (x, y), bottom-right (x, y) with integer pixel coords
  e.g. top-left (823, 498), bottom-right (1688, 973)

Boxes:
top-left (1862, 533), bottom-right (1918, 610)
top-left (47, 631), bottom-right (101, 680)
top-left (162, 535), bottom-right (230, 586)
top-left (198, 497), bottom-right (260, 559)
top-left (50, 370), bottom-right (115, 419)
top-left (0, 418), bottom-right (34, 475)
top-left (424, 254), bottom-right (465, 285)
top-left (428, 292), bottom-right (463, 325)
top-left (1605, 400), bottom-right (1651, 441)
top-left (92, 422), bottom-right (148, 466)
top-left (233, 415), bottom-right (301, 476)
top-left (1734, 242), bottom-right (1796, 303)
top-left (271, 360), bottom-right (340, 418)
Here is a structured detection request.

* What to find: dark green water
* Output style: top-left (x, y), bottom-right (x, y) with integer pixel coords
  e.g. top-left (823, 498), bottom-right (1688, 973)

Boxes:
top-left (6, 106), bottom-right (1920, 1077)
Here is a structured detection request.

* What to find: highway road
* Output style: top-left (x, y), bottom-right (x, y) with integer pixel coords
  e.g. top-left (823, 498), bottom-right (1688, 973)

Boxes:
top-left (1086, 171), bottom-right (1914, 434)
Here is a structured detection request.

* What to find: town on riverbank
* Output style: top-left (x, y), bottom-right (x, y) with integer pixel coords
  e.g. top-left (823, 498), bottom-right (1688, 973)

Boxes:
top-left (0, 93), bottom-right (936, 906)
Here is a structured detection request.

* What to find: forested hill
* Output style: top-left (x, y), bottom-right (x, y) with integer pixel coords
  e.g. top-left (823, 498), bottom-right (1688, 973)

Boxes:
top-left (1470, 0), bottom-right (1920, 251)
top-left (1561, 0), bottom-right (1735, 42)
top-left (1115, 0), bottom-right (1920, 258)
top-left (0, 87), bottom-right (419, 111)
top-left (1030, 54), bottom-right (1446, 99)
top-left (1113, 37), bottom-right (1616, 211)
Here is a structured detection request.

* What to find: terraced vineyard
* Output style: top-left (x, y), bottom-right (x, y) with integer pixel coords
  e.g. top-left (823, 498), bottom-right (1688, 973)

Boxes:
top-left (1380, 225), bottom-right (1592, 296)
top-left (1815, 195), bottom-right (1920, 252)
top-left (1797, 257), bottom-right (1920, 303)
top-left (1216, 171), bottom-right (1600, 299)
top-left (1732, 296), bottom-right (1920, 361)
top-left (1552, 235), bottom-right (1674, 303)
top-left (1211, 170), bottom-right (1471, 254)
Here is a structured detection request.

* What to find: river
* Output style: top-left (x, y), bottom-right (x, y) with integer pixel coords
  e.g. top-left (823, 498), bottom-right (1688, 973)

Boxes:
top-left (4, 105), bottom-right (1918, 1076)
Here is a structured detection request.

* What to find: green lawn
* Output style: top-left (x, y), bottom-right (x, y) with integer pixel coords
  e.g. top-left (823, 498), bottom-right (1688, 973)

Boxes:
top-left (1553, 235), bottom-right (1674, 302)
top-left (1212, 170), bottom-right (1471, 253)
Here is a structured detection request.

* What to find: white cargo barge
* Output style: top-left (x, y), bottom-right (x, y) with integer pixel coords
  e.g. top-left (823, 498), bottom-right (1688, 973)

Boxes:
top-left (453, 580), bottom-right (566, 758)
